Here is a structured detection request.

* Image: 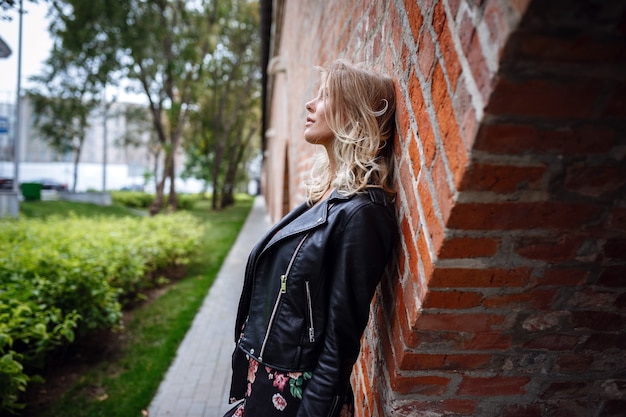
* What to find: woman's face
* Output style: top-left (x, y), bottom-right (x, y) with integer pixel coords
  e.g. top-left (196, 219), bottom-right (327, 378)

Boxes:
top-left (304, 88), bottom-right (334, 146)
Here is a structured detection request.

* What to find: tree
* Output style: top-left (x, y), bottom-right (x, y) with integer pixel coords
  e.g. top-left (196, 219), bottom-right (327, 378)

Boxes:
top-left (45, 0), bottom-right (262, 212)
top-left (183, 0), bottom-right (261, 209)
top-left (0, 0), bottom-right (42, 20)
top-left (28, 45), bottom-right (103, 192)
top-left (49, 0), bottom-right (233, 214)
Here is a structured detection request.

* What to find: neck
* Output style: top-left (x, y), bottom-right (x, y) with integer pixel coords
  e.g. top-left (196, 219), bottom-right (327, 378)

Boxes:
top-left (323, 144), bottom-right (337, 181)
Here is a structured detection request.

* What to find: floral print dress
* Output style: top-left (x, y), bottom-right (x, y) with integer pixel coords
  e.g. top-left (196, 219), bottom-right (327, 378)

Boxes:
top-left (229, 355), bottom-right (354, 417)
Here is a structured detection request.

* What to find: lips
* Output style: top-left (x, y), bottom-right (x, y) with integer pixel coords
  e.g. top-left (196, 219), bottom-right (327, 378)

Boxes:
top-left (305, 117), bottom-right (314, 126)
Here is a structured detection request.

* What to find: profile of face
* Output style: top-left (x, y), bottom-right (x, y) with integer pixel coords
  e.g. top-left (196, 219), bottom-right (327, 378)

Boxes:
top-left (304, 88), bottom-right (334, 147)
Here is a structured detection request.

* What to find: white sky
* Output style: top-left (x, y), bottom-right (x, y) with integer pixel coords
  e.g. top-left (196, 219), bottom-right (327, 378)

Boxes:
top-left (0, 2), bottom-right (145, 104)
top-left (0, 2), bottom-right (52, 102)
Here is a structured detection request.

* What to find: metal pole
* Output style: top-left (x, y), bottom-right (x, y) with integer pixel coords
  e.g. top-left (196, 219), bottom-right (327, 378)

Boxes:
top-left (12, 0), bottom-right (23, 195)
top-left (102, 92), bottom-right (107, 191)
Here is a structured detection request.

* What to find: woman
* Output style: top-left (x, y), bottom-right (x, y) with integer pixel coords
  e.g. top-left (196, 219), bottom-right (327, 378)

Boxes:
top-left (226, 60), bottom-right (398, 417)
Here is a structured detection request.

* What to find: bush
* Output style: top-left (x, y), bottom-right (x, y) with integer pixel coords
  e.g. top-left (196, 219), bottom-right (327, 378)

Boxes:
top-left (111, 191), bottom-right (203, 211)
top-left (0, 212), bottom-right (204, 413)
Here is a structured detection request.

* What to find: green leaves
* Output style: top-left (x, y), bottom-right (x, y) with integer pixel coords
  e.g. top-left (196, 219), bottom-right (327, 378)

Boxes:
top-left (0, 212), bottom-right (204, 413)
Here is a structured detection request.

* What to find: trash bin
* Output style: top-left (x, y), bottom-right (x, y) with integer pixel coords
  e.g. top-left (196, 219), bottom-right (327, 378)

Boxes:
top-left (20, 183), bottom-right (42, 201)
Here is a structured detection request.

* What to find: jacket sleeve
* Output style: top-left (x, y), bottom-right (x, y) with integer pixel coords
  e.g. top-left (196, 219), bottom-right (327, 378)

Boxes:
top-left (297, 202), bottom-right (396, 417)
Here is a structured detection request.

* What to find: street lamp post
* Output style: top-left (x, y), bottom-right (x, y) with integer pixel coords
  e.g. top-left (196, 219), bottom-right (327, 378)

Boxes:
top-left (12, 0), bottom-right (23, 197)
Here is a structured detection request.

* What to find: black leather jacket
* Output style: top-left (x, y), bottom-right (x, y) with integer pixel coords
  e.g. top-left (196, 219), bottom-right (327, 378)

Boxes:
top-left (229, 188), bottom-right (397, 417)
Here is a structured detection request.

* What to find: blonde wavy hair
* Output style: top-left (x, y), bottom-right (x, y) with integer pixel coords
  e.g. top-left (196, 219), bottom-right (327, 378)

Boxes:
top-left (305, 60), bottom-right (397, 205)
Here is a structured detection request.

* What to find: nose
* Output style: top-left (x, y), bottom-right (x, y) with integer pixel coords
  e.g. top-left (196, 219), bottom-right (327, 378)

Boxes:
top-left (305, 98), bottom-right (315, 112)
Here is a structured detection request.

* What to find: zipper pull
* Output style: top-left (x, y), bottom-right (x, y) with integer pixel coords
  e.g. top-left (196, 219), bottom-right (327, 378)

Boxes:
top-left (309, 327), bottom-right (315, 342)
top-left (280, 275), bottom-right (287, 293)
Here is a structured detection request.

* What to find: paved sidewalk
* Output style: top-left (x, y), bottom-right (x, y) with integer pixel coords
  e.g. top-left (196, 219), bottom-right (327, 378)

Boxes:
top-left (148, 196), bottom-right (270, 417)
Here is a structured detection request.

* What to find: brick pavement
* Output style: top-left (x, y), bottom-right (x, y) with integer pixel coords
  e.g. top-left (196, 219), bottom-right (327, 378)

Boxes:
top-left (148, 196), bottom-right (270, 417)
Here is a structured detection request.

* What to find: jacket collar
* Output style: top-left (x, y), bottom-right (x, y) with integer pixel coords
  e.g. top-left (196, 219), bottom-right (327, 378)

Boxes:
top-left (258, 188), bottom-right (387, 252)
top-left (264, 193), bottom-right (337, 249)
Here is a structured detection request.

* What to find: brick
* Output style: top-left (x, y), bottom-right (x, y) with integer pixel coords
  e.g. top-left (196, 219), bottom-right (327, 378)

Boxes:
top-left (438, 236), bottom-right (499, 258)
top-left (458, 162), bottom-right (547, 193)
top-left (418, 179), bottom-right (445, 250)
top-left (604, 81), bottom-right (626, 118)
top-left (554, 352), bottom-right (594, 372)
top-left (539, 268), bottom-right (589, 286)
top-left (602, 400), bottom-right (626, 417)
top-left (565, 164), bottom-right (626, 198)
top-left (400, 216), bottom-right (415, 265)
top-left (401, 42), bottom-right (412, 73)
top-left (430, 267), bottom-right (530, 288)
top-left (597, 266), bottom-right (626, 287)
top-left (605, 239), bottom-right (626, 259)
top-left (416, 312), bottom-right (506, 332)
top-left (522, 334), bottom-right (580, 351)
top-left (412, 330), bottom-right (466, 350)
top-left (435, 1), bottom-right (462, 88)
top-left (418, 28), bottom-right (436, 79)
top-left (510, 0), bottom-right (532, 14)
top-left (433, 64), bottom-right (468, 183)
top-left (500, 404), bottom-right (543, 417)
top-left (417, 230), bottom-right (435, 279)
top-left (548, 400), bottom-right (598, 417)
top-left (487, 77), bottom-right (598, 119)
top-left (458, 8), bottom-right (476, 58)
top-left (407, 130), bottom-right (421, 173)
top-left (389, 283), bottom-right (420, 348)
top-left (422, 290), bottom-right (483, 309)
top-left (583, 332), bottom-right (626, 350)
top-left (464, 332), bottom-right (512, 350)
top-left (570, 311), bottom-right (624, 332)
top-left (482, 289), bottom-right (557, 310)
top-left (410, 71), bottom-right (437, 167)
top-left (432, 154), bottom-right (454, 222)
top-left (399, 352), bottom-right (491, 370)
top-left (515, 235), bottom-right (584, 262)
top-left (483, 0), bottom-right (509, 54)
top-left (395, 86), bottom-right (412, 138)
top-left (466, 25), bottom-right (493, 101)
top-left (610, 207), bottom-right (626, 231)
top-left (394, 399), bottom-right (478, 416)
top-left (540, 381), bottom-right (593, 399)
top-left (446, 202), bottom-right (604, 230)
top-left (403, 0), bottom-right (424, 45)
top-left (457, 376), bottom-right (530, 396)
top-left (389, 371), bottom-right (451, 395)
top-left (447, 0), bottom-right (462, 19)
top-left (453, 79), bottom-right (477, 149)
top-left (515, 33), bottom-right (626, 65)
top-left (431, 0), bottom-right (447, 35)
top-left (475, 123), bottom-right (615, 155)
top-left (522, 311), bottom-right (568, 331)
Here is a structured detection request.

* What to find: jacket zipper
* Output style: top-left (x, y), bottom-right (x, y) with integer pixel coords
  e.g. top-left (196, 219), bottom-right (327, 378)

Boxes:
top-left (304, 280), bottom-right (315, 342)
top-left (258, 233), bottom-right (309, 362)
top-left (327, 395), bottom-right (340, 417)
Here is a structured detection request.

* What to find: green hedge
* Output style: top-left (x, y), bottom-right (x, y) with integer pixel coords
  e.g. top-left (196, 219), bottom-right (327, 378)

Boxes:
top-left (0, 213), bottom-right (204, 413)
top-left (111, 191), bottom-right (203, 211)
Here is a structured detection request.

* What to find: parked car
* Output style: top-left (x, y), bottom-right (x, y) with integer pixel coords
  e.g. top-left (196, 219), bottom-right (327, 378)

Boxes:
top-left (0, 177), bottom-right (13, 190)
top-left (120, 184), bottom-right (144, 192)
top-left (26, 178), bottom-right (68, 191)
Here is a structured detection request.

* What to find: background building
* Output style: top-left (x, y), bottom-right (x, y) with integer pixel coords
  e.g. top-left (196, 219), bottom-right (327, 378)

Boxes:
top-left (260, 0), bottom-right (626, 416)
top-left (0, 95), bottom-right (200, 192)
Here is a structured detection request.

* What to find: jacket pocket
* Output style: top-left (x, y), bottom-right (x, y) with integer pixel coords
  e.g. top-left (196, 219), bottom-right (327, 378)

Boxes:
top-left (304, 280), bottom-right (315, 342)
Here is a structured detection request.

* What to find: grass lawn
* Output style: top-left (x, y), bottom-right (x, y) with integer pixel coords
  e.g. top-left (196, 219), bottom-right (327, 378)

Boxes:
top-left (17, 195), bottom-right (254, 417)
top-left (20, 199), bottom-right (144, 218)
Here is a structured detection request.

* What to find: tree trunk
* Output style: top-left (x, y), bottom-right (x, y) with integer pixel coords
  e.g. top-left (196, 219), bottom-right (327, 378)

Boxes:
top-left (166, 151), bottom-right (177, 210)
top-left (71, 138), bottom-right (85, 193)
top-left (150, 149), bottom-right (172, 215)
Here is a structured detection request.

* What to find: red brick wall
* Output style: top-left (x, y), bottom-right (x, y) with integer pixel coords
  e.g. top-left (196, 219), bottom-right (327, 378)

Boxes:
top-left (263, 0), bottom-right (626, 416)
